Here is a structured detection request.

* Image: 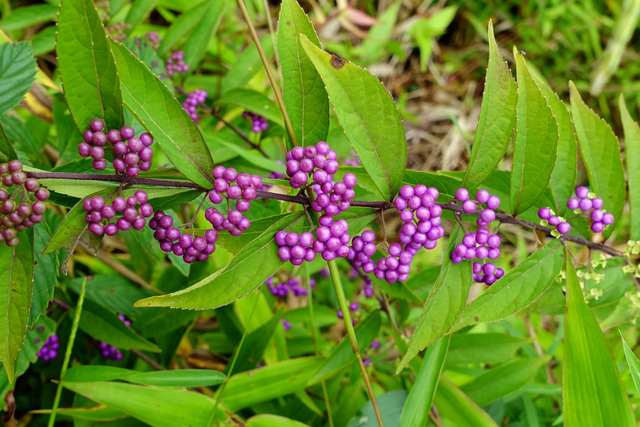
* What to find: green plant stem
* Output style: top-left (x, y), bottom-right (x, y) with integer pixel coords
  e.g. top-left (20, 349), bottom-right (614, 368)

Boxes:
top-left (48, 277), bottom-right (86, 427)
top-left (327, 259), bottom-right (384, 427)
top-left (235, 0), bottom-right (299, 147)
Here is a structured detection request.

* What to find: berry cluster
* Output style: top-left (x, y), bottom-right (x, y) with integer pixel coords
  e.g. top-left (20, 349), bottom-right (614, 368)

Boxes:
top-left (373, 242), bottom-right (414, 283)
top-left (537, 207), bottom-right (571, 235)
top-left (166, 51), bottom-right (189, 77)
top-left (145, 31), bottom-right (162, 49)
top-left (311, 173), bottom-right (357, 226)
top-left (275, 231), bottom-right (317, 265)
top-left (314, 219), bottom-right (351, 261)
top-left (243, 111), bottom-right (268, 133)
top-left (567, 186), bottom-right (614, 233)
top-left (84, 191), bottom-right (153, 236)
top-left (79, 119), bottom-right (155, 176)
top-left (36, 335), bottom-right (59, 362)
top-left (337, 301), bottom-right (359, 320)
top-left (150, 211), bottom-right (218, 264)
top-left (100, 314), bottom-right (130, 361)
top-left (182, 89), bottom-right (207, 122)
top-left (285, 142), bottom-right (339, 189)
top-left (344, 151), bottom-right (361, 167)
top-left (0, 160), bottom-right (49, 247)
top-left (347, 230), bottom-right (378, 274)
top-left (266, 276), bottom-right (316, 298)
top-left (395, 184), bottom-right (444, 252)
top-left (472, 261), bottom-right (505, 286)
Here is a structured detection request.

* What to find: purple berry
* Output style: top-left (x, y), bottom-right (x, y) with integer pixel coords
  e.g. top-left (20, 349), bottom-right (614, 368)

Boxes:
top-left (575, 186), bottom-right (589, 199)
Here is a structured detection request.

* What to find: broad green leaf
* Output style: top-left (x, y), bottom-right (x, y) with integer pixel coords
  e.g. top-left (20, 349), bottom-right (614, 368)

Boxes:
top-left (348, 390), bottom-right (407, 427)
top-left (0, 41), bottom-right (36, 116)
top-left (563, 250), bottom-right (634, 426)
top-left (453, 240), bottom-right (564, 331)
top-left (446, 333), bottom-right (531, 365)
top-left (0, 228), bottom-right (33, 381)
top-left (536, 80), bottom-right (576, 216)
top-left (157, 0), bottom-right (209, 55)
top-left (183, 0), bottom-right (225, 70)
top-left (0, 122), bottom-right (16, 163)
top-left (310, 311), bottom-right (380, 383)
top-left (28, 222), bottom-right (58, 327)
top-left (57, 0), bottom-right (123, 131)
top-left (460, 357), bottom-right (549, 406)
top-left (278, 0), bottom-right (329, 147)
top-left (110, 41), bottom-right (214, 189)
top-left (399, 336), bottom-right (449, 427)
top-left (397, 226), bottom-right (471, 372)
top-left (619, 96), bottom-right (640, 240)
top-left (65, 365), bottom-right (225, 387)
top-left (301, 36), bottom-right (407, 200)
top-left (124, 0), bottom-right (158, 33)
top-left (221, 35), bottom-right (274, 95)
top-left (222, 356), bottom-right (323, 411)
top-left (247, 414), bottom-right (308, 427)
top-left (510, 48), bottom-right (558, 215)
top-left (434, 378), bottom-right (499, 427)
top-left (0, 5), bottom-right (57, 32)
top-left (215, 89), bottom-right (284, 127)
top-left (570, 81), bottom-right (625, 238)
top-left (462, 21), bottom-right (517, 192)
top-left (134, 213), bottom-right (302, 309)
top-left (62, 381), bottom-right (226, 426)
top-left (620, 332), bottom-right (640, 396)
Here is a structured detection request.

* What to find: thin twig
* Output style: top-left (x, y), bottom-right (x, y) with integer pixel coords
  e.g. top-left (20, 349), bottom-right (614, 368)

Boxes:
top-left (131, 349), bottom-right (164, 371)
top-left (95, 250), bottom-right (165, 295)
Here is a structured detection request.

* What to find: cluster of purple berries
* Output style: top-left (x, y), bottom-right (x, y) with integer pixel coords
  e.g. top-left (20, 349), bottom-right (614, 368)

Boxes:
top-left (344, 151), bottom-right (361, 167)
top-left (275, 231), bottom-right (318, 265)
top-left (150, 211), bottom-right (218, 264)
top-left (182, 89), bottom-right (207, 122)
top-left (347, 230), bottom-right (378, 274)
top-left (243, 111), bottom-right (268, 133)
top-left (36, 335), bottom-right (59, 361)
top-left (537, 207), bottom-right (571, 235)
top-left (363, 339), bottom-right (380, 366)
top-left (395, 184), bottom-right (444, 253)
top-left (0, 160), bottom-right (49, 247)
top-left (285, 142), bottom-right (340, 189)
top-left (166, 51), bottom-right (189, 77)
top-left (373, 242), bottom-right (414, 283)
top-left (472, 261), bottom-right (505, 286)
top-left (100, 314), bottom-right (130, 360)
top-left (311, 173), bottom-right (357, 226)
top-left (266, 276), bottom-right (316, 298)
top-left (337, 301), bottom-right (359, 321)
top-left (145, 31), bottom-right (162, 49)
top-left (451, 228), bottom-right (502, 263)
top-left (79, 119), bottom-right (155, 177)
top-left (83, 191), bottom-right (153, 236)
top-left (567, 186), bottom-right (614, 233)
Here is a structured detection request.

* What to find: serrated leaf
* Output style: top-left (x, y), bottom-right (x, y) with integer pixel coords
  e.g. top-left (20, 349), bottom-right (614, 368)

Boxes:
top-left (452, 240), bottom-right (564, 331)
top-left (619, 96), bottom-right (640, 240)
top-left (301, 36), bottom-right (406, 201)
top-left (134, 213), bottom-right (302, 310)
top-left (569, 81), bottom-right (625, 238)
top-left (278, 0), bottom-right (329, 148)
top-left (57, 0), bottom-right (123, 131)
top-left (215, 89), bottom-right (284, 127)
top-left (0, 41), bottom-right (36, 115)
top-left (0, 228), bottom-right (34, 381)
top-left (510, 48), bottom-right (558, 214)
top-left (563, 250), bottom-right (634, 426)
top-left (462, 21), bottom-right (517, 192)
top-left (397, 226), bottom-right (471, 372)
top-left (183, 0), bottom-right (225, 70)
top-left (110, 41), bottom-right (214, 189)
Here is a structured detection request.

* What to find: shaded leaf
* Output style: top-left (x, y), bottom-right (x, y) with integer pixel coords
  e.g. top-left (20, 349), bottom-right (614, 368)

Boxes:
top-left (124, 0), bottom-right (158, 33)
top-left (221, 35), bottom-right (274, 95)
top-left (157, 0), bottom-right (210, 56)
top-left (183, 0), bottom-right (225, 70)
top-left (0, 41), bottom-right (36, 115)
top-left (446, 333), bottom-right (531, 365)
top-left (619, 95), bottom-right (640, 240)
top-left (0, 121), bottom-right (16, 163)
top-left (29, 222), bottom-right (58, 327)
top-left (0, 5), bottom-right (57, 32)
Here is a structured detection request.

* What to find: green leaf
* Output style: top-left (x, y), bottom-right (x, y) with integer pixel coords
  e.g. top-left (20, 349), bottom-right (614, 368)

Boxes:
top-left (62, 381), bottom-right (226, 426)
top-left (64, 365), bottom-right (225, 387)
top-left (0, 228), bottom-right (33, 381)
top-left (619, 95), bottom-right (640, 240)
top-left (134, 213), bottom-right (302, 309)
top-left (358, 2), bottom-right (400, 63)
top-left (301, 36), bottom-right (407, 200)
top-left (57, 0), bottom-right (123, 131)
top-left (76, 299), bottom-right (160, 352)
top-left (446, 333), bottom-right (531, 365)
top-left (563, 250), bottom-right (634, 426)
top-left (310, 311), bottom-right (380, 383)
top-left (460, 357), bottom-right (549, 406)
top-left (221, 35), bottom-right (275, 95)
top-left (453, 240), bottom-right (565, 331)
top-left (0, 5), bottom-right (58, 32)
top-left (29, 223), bottom-right (58, 327)
top-left (397, 226), bottom-right (471, 372)
top-left (0, 122), bottom-right (16, 163)
top-left (278, 0), bottom-right (329, 147)
top-left (247, 414), bottom-right (308, 427)
top-left (510, 48), bottom-right (558, 215)
top-left (399, 336), bottom-right (449, 427)
top-left (620, 332), bottom-right (640, 396)
top-left (0, 41), bottom-right (36, 115)
top-left (222, 356), bottom-right (323, 411)
top-left (462, 21), bottom-right (517, 192)
top-left (215, 89), bottom-right (284, 127)
top-left (569, 81), bottom-right (625, 238)
top-left (348, 390), bottom-right (407, 427)
top-left (124, 0), bottom-right (158, 33)
top-left (157, 0), bottom-right (209, 56)
top-left (228, 316), bottom-right (279, 375)
top-left (110, 41), bottom-right (215, 189)
top-left (183, 0), bottom-right (225, 70)
top-left (434, 378), bottom-right (499, 427)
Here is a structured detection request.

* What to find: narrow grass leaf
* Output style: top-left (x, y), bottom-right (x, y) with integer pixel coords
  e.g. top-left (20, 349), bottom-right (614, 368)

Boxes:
top-left (157, 0), bottom-right (210, 55)
top-left (65, 365), bottom-right (225, 387)
top-left (301, 36), bottom-right (406, 200)
top-left (0, 41), bottom-right (36, 115)
top-left (0, 5), bottom-right (57, 32)
top-left (57, 0), bottom-right (123, 130)
top-left (462, 21), bottom-right (517, 192)
top-left (620, 332), bottom-right (640, 396)
top-left (447, 333), bottom-right (531, 365)
top-left (510, 48), bottom-right (558, 214)
top-left (124, 0), bottom-right (158, 33)
top-left (278, 0), bottom-right (329, 147)
top-left (569, 81), bottom-right (625, 238)
top-left (563, 250), bottom-right (634, 426)
top-left (619, 95), bottom-right (640, 240)
top-left (215, 89), bottom-right (283, 127)
top-left (183, 0), bottom-right (225, 70)
top-left (434, 378), bottom-right (499, 427)
top-left (247, 414), bottom-right (308, 427)
top-left (110, 41), bottom-right (214, 189)
top-left (221, 35), bottom-right (274, 95)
